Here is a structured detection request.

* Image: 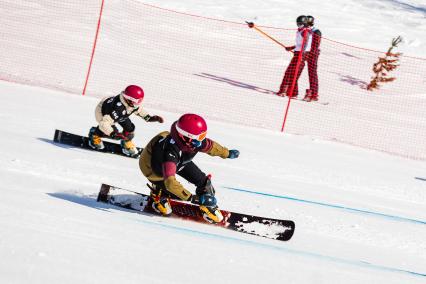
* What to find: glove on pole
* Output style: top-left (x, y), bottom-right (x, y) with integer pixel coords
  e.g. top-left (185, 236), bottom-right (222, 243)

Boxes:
top-left (246, 21), bottom-right (292, 52)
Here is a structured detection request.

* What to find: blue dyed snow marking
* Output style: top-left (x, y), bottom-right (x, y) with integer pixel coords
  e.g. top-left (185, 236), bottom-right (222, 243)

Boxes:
top-left (224, 187), bottom-right (426, 225)
top-left (128, 214), bottom-right (425, 278)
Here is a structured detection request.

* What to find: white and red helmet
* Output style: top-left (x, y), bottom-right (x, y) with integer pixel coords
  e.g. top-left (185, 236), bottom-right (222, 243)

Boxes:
top-left (174, 113), bottom-right (207, 148)
top-left (121, 85), bottom-right (144, 106)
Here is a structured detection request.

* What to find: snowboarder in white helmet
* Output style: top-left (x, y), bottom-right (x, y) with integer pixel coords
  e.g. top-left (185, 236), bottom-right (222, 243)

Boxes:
top-left (139, 113), bottom-right (240, 223)
top-left (88, 85), bottom-right (164, 157)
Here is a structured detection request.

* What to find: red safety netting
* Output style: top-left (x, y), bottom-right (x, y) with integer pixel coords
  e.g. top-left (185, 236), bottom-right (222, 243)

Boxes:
top-left (1, 1), bottom-right (425, 159)
top-left (0, 1), bottom-right (101, 93)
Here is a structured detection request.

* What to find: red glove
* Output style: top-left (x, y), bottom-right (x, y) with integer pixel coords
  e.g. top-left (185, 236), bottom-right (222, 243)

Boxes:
top-left (285, 46), bottom-right (295, 52)
top-left (246, 22), bottom-right (255, 28)
top-left (110, 130), bottom-right (134, 140)
top-left (149, 115), bottom-right (164, 123)
top-left (110, 130), bottom-right (126, 140)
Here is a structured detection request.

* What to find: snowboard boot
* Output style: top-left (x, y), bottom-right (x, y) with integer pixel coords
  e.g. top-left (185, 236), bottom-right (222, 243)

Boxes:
top-left (149, 184), bottom-right (172, 216)
top-left (193, 176), bottom-right (223, 223)
top-left (199, 204), bottom-right (224, 224)
top-left (88, 127), bottom-right (105, 150)
top-left (121, 139), bottom-right (138, 157)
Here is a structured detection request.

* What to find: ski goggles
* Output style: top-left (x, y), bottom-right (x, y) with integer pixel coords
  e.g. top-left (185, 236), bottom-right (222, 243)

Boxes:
top-left (121, 92), bottom-right (143, 106)
top-left (176, 125), bottom-right (207, 148)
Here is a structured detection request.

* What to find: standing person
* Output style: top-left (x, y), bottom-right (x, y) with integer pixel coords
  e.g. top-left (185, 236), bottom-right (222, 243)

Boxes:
top-left (303, 15), bottom-right (322, 102)
top-left (277, 15), bottom-right (312, 98)
top-left (138, 113), bottom-right (240, 223)
top-left (88, 85), bottom-right (164, 157)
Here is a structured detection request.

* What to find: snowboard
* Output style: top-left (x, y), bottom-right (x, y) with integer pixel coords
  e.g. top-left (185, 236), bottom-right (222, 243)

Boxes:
top-left (97, 183), bottom-right (295, 242)
top-left (53, 129), bottom-right (142, 158)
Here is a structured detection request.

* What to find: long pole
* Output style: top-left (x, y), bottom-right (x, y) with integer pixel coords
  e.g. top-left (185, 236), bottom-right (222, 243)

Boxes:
top-left (280, 29), bottom-right (309, 132)
top-left (246, 22), bottom-right (291, 51)
top-left (82, 0), bottom-right (105, 96)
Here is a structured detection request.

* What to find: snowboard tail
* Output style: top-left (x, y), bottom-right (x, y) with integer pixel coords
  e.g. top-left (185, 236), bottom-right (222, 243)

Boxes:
top-left (53, 129), bottom-right (142, 158)
top-left (97, 184), bottom-right (295, 242)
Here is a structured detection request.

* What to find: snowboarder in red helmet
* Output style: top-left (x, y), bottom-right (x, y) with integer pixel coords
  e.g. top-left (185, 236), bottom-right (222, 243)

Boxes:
top-left (121, 85), bottom-right (144, 107)
top-left (139, 113), bottom-right (240, 223)
top-left (88, 85), bottom-right (164, 157)
top-left (174, 113), bottom-right (208, 149)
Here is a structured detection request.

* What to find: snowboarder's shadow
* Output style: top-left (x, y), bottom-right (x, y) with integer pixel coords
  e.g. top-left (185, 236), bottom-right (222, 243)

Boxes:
top-left (194, 72), bottom-right (275, 95)
top-left (37, 137), bottom-right (82, 150)
top-left (37, 137), bottom-right (74, 149)
top-left (38, 137), bottom-right (93, 156)
top-left (47, 192), bottom-right (154, 217)
top-left (48, 192), bottom-right (110, 212)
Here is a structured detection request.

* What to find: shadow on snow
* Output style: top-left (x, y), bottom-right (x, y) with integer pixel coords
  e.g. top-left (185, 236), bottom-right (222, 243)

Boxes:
top-left (194, 72), bottom-right (276, 95)
top-left (47, 191), bottom-right (153, 218)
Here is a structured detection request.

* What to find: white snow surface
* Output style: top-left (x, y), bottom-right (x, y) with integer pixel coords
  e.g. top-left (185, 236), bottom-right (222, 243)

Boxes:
top-left (1, 81), bottom-right (426, 284)
top-left (140, 0), bottom-right (426, 57)
top-left (2, 0), bottom-right (426, 159)
top-left (1, 1), bottom-right (426, 284)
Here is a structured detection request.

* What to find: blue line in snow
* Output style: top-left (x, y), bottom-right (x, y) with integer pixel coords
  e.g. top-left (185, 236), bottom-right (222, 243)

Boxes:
top-left (128, 214), bottom-right (425, 278)
top-left (224, 187), bottom-right (426, 225)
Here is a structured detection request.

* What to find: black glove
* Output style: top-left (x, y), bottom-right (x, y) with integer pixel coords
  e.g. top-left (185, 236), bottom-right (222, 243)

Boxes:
top-left (228, 149), bottom-right (240, 159)
top-left (148, 115), bottom-right (164, 123)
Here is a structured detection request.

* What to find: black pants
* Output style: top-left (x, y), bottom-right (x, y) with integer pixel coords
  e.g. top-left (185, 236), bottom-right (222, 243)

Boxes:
top-left (116, 118), bottom-right (135, 133)
top-left (152, 162), bottom-right (207, 198)
top-left (95, 118), bottom-right (135, 137)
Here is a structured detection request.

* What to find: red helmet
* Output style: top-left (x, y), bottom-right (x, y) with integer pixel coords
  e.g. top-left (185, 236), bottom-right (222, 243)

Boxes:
top-left (121, 85), bottom-right (144, 106)
top-left (174, 114), bottom-right (207, 148)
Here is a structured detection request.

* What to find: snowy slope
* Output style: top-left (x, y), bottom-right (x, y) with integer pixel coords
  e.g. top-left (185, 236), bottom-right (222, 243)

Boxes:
top-left (2, 0), bottom-right (425, 160)
top-left (140, 0), bottom-right (426, 57)
top-left (0, 0), bottom-right (426, 283)
top-left (0, 81), bottom-right (425, 284)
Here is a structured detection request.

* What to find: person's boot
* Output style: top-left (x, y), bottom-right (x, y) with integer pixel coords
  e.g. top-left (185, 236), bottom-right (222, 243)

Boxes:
top-left (199, 203), bottom-right (223, 223)
top-left (149, 184), bottom-right (172, 216)
top-left (88, 127), bottom-right (105, 150)
top-left (303, 89), bottom-right (318, 102)
top-left (193, 176), bottom-right (223, 223)
top-left (276, 85), bottom-right (288, 97)
top-left (303, 89), bottom-right (312, 101)
top-left (121, 139), bottom-right (138, 157)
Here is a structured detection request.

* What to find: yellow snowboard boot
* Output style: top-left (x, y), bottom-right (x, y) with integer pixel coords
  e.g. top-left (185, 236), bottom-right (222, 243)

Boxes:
top-left (149, 184), bottom-right (172, 216)
top-left (121, 139), bottom-right (139, 157)
top-left (88, 127), bottom-right (105, 150)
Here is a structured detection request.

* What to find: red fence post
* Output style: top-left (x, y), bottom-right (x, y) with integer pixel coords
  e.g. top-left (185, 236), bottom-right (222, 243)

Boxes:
top-left (280, 29), bottom-right (309, 132)
top-left (82, 0), bottom-right (105, 96)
